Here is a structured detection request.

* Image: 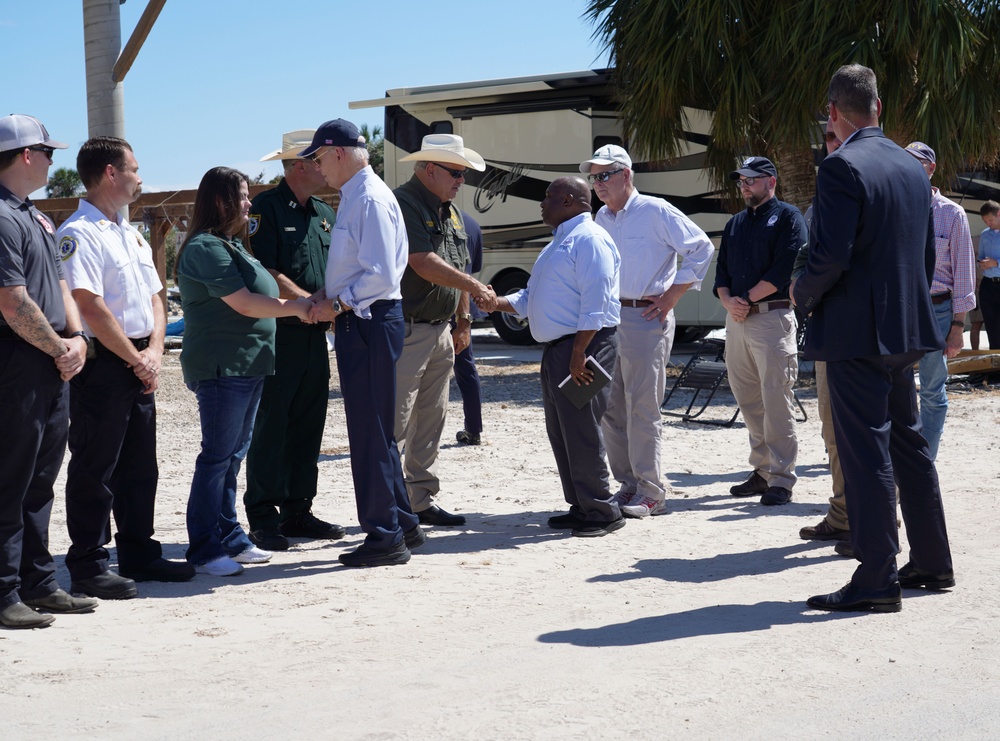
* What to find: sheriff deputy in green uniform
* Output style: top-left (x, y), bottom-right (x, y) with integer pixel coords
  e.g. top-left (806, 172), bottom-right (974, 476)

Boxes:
top-left (243, 129), bottom-right (345, 550)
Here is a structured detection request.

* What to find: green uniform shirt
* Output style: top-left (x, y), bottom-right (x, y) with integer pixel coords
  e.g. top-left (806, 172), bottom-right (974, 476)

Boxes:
top-left (248, 179), bottom-right (334, 324)
top-left (394, 175), bottom-right (469, 322)
top-left (177, 232), bottom-right (279, 383)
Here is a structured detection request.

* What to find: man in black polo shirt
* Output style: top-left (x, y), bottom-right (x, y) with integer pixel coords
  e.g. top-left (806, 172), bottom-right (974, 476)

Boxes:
top-left (392, 134), bottom-right (496, 527)
top-left (0, 114), bottom-right (97, 628)
top-left (244, 130), bottom-right (345, 551)
top-left (714, 156), bottom-right (806, 506)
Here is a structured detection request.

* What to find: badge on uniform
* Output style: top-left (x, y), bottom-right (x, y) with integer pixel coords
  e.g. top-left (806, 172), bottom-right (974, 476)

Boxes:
top-left (767, 214), bottom-right (779, 227)
top-left (248, 214), bottom-right (260, 236)
top-left (321, 218), bottom-right (332, 233)
top-left (59, 235), bottom-right (78, 261)
top-left (34, 212), bottom-right (54, 235)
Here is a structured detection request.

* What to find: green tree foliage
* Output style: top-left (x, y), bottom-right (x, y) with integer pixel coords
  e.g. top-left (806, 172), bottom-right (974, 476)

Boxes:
top-left (360, 123), bottom-right (385, 179)
top-left (585, 0), bottom-right (1000, 210)
top-left (46, 167), bottom-right (83, 198)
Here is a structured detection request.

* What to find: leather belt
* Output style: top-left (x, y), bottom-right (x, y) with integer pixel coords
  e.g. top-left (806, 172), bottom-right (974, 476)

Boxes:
top-left (620, 298), bottom-right (653, 308)
top-left (411, 318), bottom-right (446, 325)
top-left (747, 300), bottom-right (791, 315)
top-left (983, 277), bottom-right (1000, 283)
top-left (931, 292), bottom-right (952, 304)
top-left (95, 336), bottom-right (150, 353)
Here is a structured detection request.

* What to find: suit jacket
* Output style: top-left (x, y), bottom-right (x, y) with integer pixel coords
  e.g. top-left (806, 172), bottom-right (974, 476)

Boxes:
top-left (793, 127), bottom-right (943, 361)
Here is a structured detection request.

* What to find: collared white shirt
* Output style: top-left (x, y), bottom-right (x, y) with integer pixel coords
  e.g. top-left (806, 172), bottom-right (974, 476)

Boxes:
top-left (57, 199), bottom-right (161, 338)
top-left (595, 188), bottom-right (713, 299)
top-left (507, 212), bottom-right (620, 343)
top-left (325, 165), bottom-right (407, 319)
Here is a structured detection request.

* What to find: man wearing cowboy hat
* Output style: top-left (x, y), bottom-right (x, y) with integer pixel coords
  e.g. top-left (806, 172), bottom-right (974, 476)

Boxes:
top-left (392, 134), bottom-right (497, 527)
top-left (243, 129), bottom-right (345, 552)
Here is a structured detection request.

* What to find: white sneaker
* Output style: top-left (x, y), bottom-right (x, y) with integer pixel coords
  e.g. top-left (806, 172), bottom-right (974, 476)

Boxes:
top-left (194, 556), bottom-right (244, 576)
top-left (612, 490), bottom-right (636, 507)
top-left (233, 546), bottom-right (273, 564)
top-left (621, 496), bottom-right (667, 518)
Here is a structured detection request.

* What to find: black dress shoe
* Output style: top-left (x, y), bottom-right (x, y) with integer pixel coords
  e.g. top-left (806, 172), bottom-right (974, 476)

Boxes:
top-left (23, 589), bottom-right (98, 614)
top-left (898, 562), bottom-right (956, 590)
top-left (339, 541), bottom-right (411, 568)
top-left (70, 571), bottom-right (138, 600)
top-left (760, 486), bottom-right (792, 505)
top-left (417, 505), bottom-right (466, 527)
top-left (548, 512), bottom-right (585, 529)
top-left (120, 558), bottom-right (195, 583)
top-left (456, 429), bottom-right (481, 445)
top-left (834, 541), bottom-right (855, 558)
top-left (280, 512), bottom-right (346, 540)
top-left (249, 529), bottom-right (290, 551)
top-left (799, 520), bottom-right (850, 541)
top-left (806, 581), bottom-right (902, 613)
top-left (572, 517), bottom-right (626, 538)
top-left (404, 525), bottom-right (427, 550)
top-left (730, 471), bottom-right (768, 497)
top-left (0, 602), bottom-right (54, 629)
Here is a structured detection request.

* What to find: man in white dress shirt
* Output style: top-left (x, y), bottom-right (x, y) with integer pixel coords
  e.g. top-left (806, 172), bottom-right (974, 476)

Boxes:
top-left (59, 136), bottom-right (194, 599)
top-left (580, 145), bottom-right (714, 518)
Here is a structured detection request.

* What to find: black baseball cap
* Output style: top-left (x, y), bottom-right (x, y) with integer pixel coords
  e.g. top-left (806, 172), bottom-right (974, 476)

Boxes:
top-left (730, 156), bottom-right (777, 180)
top-left (299, 119), bottom-right (366, 158)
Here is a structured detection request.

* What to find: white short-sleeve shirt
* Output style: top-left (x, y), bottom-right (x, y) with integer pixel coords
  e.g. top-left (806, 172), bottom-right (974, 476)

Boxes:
top-left (56, 199), bottom-right (162, 338)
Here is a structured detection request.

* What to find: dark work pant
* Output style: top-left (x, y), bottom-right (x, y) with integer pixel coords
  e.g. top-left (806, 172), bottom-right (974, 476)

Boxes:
top-left (453, 342), bottom-right (482, 435)
top-left (979, 278), bottom-right (1000, 350)
top-left (826, 351), bottom-right (953, 591)
top-left (244, 325), bottom-right (331, 531)
top-left (540, 327), bottom-right (619, 523)
top-left (335, 300), bottom-right (418, 550)
top-left (65, 347), bottom-right (161, 580)
top-left (0, 339), bottom-right (65, 607)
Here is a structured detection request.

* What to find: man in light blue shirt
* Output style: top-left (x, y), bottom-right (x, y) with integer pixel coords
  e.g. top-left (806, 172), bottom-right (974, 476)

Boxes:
top-left (496, 177), bottom-right (623, 537)
top-left (977, 200), bottom-right (1000, 349)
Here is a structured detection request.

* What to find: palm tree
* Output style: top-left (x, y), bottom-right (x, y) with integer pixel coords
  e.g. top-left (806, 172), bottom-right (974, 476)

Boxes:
top-left (585, 0), bottom-right (1000, 211)
top-left (359, 123), bottom-right (384, 179)
top-left (46, 167), bottom-right (83, 198)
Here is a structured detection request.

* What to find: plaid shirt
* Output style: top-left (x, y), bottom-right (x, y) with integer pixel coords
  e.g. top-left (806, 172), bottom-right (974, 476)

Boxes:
top-left (930, 188), bottom-right (976, 314)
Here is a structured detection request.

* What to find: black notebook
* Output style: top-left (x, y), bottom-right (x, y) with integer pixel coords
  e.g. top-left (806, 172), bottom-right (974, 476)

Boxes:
top-left (558, 355), bottom-right (613, 409)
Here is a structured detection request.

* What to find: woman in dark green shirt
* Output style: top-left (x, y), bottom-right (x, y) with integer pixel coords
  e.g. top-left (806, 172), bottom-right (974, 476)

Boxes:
top-left (176, 167), bottom-right (313, 577)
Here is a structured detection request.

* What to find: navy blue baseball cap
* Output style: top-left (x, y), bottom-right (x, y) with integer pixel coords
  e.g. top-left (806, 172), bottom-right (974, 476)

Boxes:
top-left (905, 141), bottom-right (936, 164)
top-left (299, 119), bottom-right (366, 158)
top-left (730, 156), bottom-right (777, 180)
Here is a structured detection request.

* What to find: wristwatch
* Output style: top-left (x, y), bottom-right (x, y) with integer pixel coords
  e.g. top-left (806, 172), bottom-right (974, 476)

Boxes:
top-left (950, 320), bottom-right (964, 329)
top-left (456, 312), bottom-right (473, 322)
top-left (68, 330), bottom-right (89, 344)
top-left (332, 298), bottom-right (342, 313)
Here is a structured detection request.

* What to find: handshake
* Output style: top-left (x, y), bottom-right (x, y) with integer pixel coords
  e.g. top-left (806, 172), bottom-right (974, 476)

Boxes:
top-left (472, 284), bottom-right (498, 312)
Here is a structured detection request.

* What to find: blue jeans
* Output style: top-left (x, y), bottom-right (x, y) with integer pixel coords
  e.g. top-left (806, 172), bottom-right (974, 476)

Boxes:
top-left (918, 299), bottom-right (952, 461)
top-left (185, 376), bottom-right (262, 565)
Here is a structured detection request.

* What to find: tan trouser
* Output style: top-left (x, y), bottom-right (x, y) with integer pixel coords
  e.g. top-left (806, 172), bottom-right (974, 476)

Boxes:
top-left (815, 360), bottom-right (849, 530)
top-left (394, 321), bottom-right (454, 512)
top-left (724, 309), bottom-right (798, 490)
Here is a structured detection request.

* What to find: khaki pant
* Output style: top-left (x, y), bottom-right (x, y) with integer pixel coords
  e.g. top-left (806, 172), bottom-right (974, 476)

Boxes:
top-left (816, 360), bottom-right (849, 530)
top-left (724, 309), bottom-right (798, 490)
top-left (602, 307), bottom-right (674, 503)
top-left (394, 321), bottom-right (454, 512)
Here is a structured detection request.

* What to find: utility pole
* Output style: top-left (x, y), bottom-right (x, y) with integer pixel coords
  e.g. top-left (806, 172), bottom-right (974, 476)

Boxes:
top-left (82, 0), bottom-right (125, 139)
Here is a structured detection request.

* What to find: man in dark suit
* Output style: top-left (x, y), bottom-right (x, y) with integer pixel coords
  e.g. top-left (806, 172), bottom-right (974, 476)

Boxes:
top-left (792, 64), bottom-right (955, 613)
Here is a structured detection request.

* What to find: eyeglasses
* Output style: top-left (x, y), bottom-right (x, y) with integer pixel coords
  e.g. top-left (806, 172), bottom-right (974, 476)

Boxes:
top-left (824, 132), bottom-right (839, 142)
top-left (587, 168), bottom-right (625, 184)
top-left (737, 175), bottom-right (768, 187)
top-left (28, 145), bottom-right (55, 160)
top-left (433, 163), bottom-right (468, 179)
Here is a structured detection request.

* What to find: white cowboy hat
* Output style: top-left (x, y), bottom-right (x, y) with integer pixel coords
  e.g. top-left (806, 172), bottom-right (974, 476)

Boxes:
top-left (259, 129), bottom-right (317, 162)
top-left (399, 133), bottom-right (486, 172)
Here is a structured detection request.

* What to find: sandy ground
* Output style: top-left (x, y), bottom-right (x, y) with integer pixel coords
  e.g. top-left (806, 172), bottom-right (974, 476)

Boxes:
top-left (2, 331), bottom-right (1000, 740)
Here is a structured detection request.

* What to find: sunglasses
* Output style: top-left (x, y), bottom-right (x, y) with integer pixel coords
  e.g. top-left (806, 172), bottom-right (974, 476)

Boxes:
top-left (587, 168), bottom-right (625, 184)
top-left (824, 132), bottom-right (840, 142)
top-left (433, 162), bottom-right (468, 179)
top-left (28, 145), bottom-right (55, 159)
top-left (737, 175), bottom-right (768, 187)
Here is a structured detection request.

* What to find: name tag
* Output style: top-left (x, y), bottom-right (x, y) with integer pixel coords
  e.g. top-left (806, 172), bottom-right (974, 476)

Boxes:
top-left (284, 227), bottom-right (297, 232)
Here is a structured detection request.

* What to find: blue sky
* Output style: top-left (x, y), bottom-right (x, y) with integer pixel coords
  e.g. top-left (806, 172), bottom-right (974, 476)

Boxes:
top-left (2, 0), bottom-right (610, 197)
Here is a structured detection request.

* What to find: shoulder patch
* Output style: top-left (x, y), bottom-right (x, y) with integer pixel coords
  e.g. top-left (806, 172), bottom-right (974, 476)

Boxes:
top-left (59, 235), bottom-right (79, 261)
top-left (248, 214), bottom-right (261, 236)
top-left (767, 214), bottom-right (779, 227)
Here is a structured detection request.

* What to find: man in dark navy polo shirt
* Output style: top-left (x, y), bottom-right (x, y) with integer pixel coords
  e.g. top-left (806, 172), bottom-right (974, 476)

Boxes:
top-left (714, 156), bottom-right (806, 506)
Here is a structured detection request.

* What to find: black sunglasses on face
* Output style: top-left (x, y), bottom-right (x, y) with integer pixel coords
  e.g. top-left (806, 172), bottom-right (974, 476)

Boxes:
top-left (28, 145), bottom-right (55, 159)
top-left (433, 162), bottom-right (468, 179)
